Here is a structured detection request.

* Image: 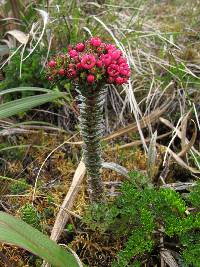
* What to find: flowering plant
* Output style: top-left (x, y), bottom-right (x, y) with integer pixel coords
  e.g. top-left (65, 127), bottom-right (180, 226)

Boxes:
top-left (47, 37), bottom-right (130, 203)
top-left (47, 37), bottom-right (130, 87)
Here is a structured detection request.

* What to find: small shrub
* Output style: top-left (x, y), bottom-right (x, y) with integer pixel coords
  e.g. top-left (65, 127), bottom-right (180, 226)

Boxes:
top-left (20, 203), bottom-right (41, 231)
top-left (84, 171), bottom-right (200, 266)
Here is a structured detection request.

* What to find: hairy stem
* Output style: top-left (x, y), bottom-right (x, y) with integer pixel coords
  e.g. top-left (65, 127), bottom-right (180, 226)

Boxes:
top-left (77, 87), bottom-right (106, 203)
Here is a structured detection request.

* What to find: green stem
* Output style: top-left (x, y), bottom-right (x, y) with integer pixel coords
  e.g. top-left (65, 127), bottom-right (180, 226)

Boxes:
top-left (77, 87), bottom-right (106, 203)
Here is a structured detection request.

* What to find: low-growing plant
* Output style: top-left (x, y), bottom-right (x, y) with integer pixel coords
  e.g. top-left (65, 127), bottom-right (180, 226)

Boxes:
top-left (84, 171), bottom-right (200, 266)
top-left (20, 203), bottom-right (41, 231)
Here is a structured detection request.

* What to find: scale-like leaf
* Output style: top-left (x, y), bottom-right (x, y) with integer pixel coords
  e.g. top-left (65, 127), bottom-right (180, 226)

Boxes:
top-left (0, 212), bottom-right (79, 267)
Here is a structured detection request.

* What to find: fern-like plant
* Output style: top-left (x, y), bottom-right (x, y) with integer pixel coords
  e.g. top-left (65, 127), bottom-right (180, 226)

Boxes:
top-left (84, 171), bottom-right (200, 266)
top-left (20, 203), bottom-right (41, 231)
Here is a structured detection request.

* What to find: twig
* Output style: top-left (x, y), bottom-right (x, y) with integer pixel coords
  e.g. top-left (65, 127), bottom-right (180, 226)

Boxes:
top-left (161, 182), bottom-right (196, 191)
top-left (49, 161), bottom-right (86, 242)
top-left (43, 161), bottom-right (86, 267)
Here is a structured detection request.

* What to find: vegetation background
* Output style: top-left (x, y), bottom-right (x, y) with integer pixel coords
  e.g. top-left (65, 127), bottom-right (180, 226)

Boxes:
top-left (0, 0), bottom-right (199, 266)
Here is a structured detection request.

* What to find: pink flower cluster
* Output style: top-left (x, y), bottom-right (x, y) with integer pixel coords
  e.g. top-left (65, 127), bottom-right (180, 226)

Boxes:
top-left (47, 37), bottom-right (130, 86)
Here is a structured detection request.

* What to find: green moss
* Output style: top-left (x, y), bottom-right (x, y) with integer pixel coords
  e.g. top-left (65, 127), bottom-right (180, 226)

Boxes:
top-left (9, 179), bottom-right (29, 195)
top-left (187, 181), bottom-right (200, 209)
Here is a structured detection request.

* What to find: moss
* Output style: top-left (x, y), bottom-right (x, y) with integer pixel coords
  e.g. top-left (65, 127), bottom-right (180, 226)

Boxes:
top-left (9, 179), bottom-right (29, 195)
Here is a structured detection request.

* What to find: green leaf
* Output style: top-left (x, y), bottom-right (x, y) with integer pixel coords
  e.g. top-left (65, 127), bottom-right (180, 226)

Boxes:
top-left (0, 91), bottom-right (64, 119)
top-left (0, 87), bottom-right (52, 95)
top-left (0, 212), bottom-right (79, 267)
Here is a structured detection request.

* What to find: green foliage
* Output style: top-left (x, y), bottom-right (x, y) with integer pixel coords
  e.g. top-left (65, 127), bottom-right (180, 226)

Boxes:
top-left (180, 231), bottom-right (200, 266)
top-left (0, 89), bottom-right (64, 119)
top-left (159, 62), bottom-right (200, 90)
top-left (66, 223), bottom-right (74, 233)
top-left (84, 170), bottom-right (200, 267)
top-left (0, 211), bottom-right (80, 267)
top-left (187, 181), bottom-right (200, 209)
top-left (20, 204), bottom-right (41, 231)
top-left (0, 143), bottom-right (25, 160)
top-left (179, 181), bottom-right (200, 266)
top-left (9, 179), bottom-right (29, 194)
top-left (43, 207), bottom-right (54, 220)
top-left (0, 50), bottom-right (48, 97)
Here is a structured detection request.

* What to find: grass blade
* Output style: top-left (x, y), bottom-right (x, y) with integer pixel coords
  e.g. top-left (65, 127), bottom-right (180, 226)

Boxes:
top-left (0, 92), bottom-right (64, 119)
top-left (0, 212), bottom-right (79, 267)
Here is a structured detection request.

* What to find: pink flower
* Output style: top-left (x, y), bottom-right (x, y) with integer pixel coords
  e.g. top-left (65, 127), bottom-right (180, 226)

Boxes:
top-left (109, 50), bottom-right (122, 60)
top-left (115, 77), bottom-right (124, 85)
top-left (96, 60), bottom-right (103, 68)
top-left (74, 55), bottom-right (80, 62)
top-left (119, 63), bottom-right (130, 76)
top-left (87, 74), bottom-right (95, 83)
top-left (72, 69), bottom-right (77, 75)
top-left (47, 38), bottom-right (130, 87)
top-left (81, 54), bottom-right (96, 69)
top-left (100, 54), bottom-right (112, 66)
top-left (69, 49), bottom-right (78, 58)
top-left (76, 62), bottom-right (82, 70)
top-left (76, 43), bottom-right (85, 52)
top-left (123, 77), bottom-right (129, 83)
top-left (97, 47), bottom-right (102, 53)
top-left (118, 57), bottom-right (127, 64)
top-left (90, 37), bottom-right (101, 47)
top-left (48, 60), bottom-right (56, 68)
top-left (105, 44), bottom-right (116, 51)
top-left (107, 64), bottom-right (119, 77)
top-left (68, 63), bottom-right (75, 69)
top-left (58, 69), bottom-right (65, 76)
top-left (66, 68), bottom-right (77, 78)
